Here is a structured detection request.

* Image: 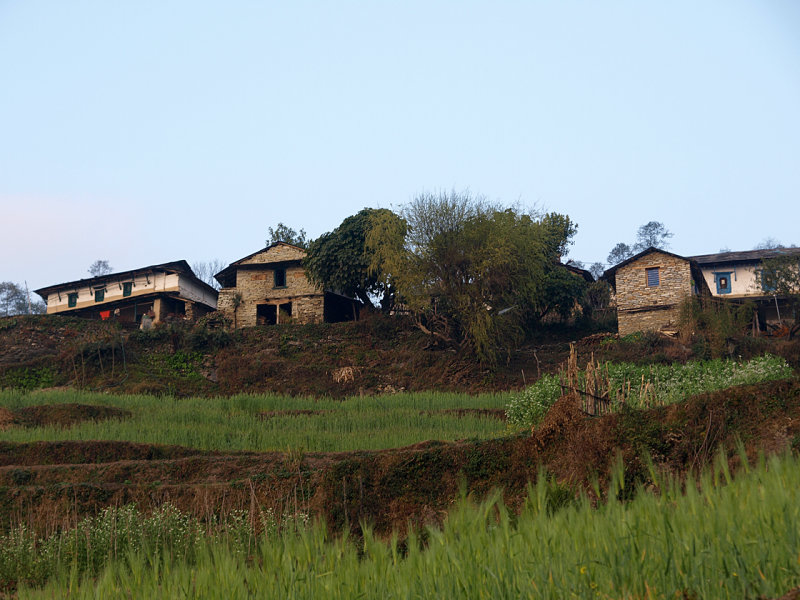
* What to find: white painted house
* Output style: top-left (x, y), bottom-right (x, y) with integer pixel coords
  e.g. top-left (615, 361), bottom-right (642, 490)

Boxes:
top-left (35, 261), bottom-right (218, 325)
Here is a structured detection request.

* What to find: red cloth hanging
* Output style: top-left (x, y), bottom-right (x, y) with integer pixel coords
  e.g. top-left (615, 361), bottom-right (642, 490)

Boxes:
top-left (99, 310), bottom-right (111, 320)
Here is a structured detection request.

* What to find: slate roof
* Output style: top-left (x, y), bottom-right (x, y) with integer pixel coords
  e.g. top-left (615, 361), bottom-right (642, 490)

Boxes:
top-left (34, 260), bottom-right (217, 300)
top-left (689, 247), bottom-right (800, 266)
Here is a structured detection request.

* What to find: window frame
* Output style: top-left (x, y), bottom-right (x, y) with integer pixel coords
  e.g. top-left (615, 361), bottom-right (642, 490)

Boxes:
top-left (67, 292), bottom-right (78, 308)
top-left (94, 287), bottom-right (105, 302)
top-left (645, 267), bottom-right (660, 287)
top-left (123, 282), bottom-right (133, 297)
top-left (273, 267), bottom-right (287, 289)
top-left (714, 272), bottom-right (732, 295)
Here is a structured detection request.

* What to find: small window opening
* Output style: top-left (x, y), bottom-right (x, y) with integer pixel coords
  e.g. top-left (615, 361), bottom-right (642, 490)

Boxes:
top-left (760, 270), bottom-right (776, 292)
top-left (68, 293), bottom-right (78, 308)
top-left (94, 288), bottom-right (105, 302)
top-left (123, 282), bottom-right (133, 297)
top-left (714, 272), bottom-right (732, 295)
top-left (646, 267), bottom-right (660, 287)
top-left (274, 268), bottom-right (287, 288)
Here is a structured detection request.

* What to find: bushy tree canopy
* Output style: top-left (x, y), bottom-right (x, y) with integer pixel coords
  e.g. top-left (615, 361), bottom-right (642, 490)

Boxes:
top-left (365, 191), bottom-right (582, 365)
top-left (303, 208), bottom-right (403, 307)
top-left (266, 223), bottom-right (307, 248)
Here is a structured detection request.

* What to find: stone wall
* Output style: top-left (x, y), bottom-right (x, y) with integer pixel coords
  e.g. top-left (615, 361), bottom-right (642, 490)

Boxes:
top-left (616, 251), bottom-right (692, 336)
top-left (240, 244), bottom-right (306, 264)
top-left (216, 247), bottom-right (325, 327)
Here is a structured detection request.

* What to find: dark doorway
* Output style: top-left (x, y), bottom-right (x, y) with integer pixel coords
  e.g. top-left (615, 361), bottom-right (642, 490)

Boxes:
top-left (257, 304), bottom-right (277, 325)
top-left (279, 302), bottom-right (292, 323)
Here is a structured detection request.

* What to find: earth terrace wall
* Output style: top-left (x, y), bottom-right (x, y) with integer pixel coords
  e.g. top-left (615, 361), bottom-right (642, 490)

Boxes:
top-left (616, 252), bottom-right (693, 336)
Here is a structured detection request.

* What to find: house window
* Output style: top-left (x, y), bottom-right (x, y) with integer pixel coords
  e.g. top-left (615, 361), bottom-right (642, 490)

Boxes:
top-left (274, 267), bottom-right (287, 288)
top-left (123, 282), bottom-right (133, 297)
top-left (759, 269), bottom-right (776, 292)
top-left (68, 293), bottom-right (78, 308)
top-left (94, 288), bottom-right (105, 302)
top-left (714, 272), bottom-right (732, 295)
top-left (646, 267), bottom-right (660, 287)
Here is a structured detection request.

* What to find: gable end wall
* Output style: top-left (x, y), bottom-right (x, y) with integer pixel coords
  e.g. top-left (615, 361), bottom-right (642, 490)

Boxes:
top-left (616, 253), bottom-right (693, 336)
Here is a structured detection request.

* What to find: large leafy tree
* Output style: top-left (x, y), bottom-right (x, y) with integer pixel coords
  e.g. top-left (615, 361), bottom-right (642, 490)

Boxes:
top-left (366, 191), bottom-right (581, 365)
top-left (303, 208), bottom-right (403, 307)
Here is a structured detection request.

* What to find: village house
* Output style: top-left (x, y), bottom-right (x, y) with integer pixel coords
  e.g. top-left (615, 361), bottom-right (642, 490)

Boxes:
top-left (603, 246), bottom-right (800, 336)
top-left (34, 261), bottom-right (218, 325)
top-left (602, 248), bottom-right (710, 336)
top-left (214, 242), bottom-right (359, 328)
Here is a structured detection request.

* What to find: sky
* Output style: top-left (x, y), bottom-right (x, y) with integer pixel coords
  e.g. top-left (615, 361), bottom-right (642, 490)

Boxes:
top-left (1, 1), bottom-right (799, 292)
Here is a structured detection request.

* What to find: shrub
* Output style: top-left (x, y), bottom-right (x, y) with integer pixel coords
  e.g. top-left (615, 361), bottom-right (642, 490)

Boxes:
top-left (506, 354), bottom-right (793, 428)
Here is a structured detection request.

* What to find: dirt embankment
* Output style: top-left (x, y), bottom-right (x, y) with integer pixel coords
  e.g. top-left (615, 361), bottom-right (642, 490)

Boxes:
top-left (1, 377), bottom-right (797, 537)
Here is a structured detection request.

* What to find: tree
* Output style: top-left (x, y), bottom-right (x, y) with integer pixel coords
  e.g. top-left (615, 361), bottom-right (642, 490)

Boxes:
top-left (266, 223), bottom-right (307, 248)
top-left (756, 253), bottom-right (800, 339)
top-left (365, 190), bottom-right (582, 365)
top-left (192, 259), bottom-right (226, 291)
top-left (634, 221), bottom-right (673, 252)
top-left (88, 260), bottom-right (112, 277)
top-left (0, 281), bottom-right (45, 316)
top-left (589, 262), bottom-right (606, 281)
top-left (606, 221), bottom-right (673, 266)
top-left (607, 242), bottom-right (634, 266)
top-left (303, 208), bottom-right (403, 308)
top-left (754, 237), bottom-right (784, 250)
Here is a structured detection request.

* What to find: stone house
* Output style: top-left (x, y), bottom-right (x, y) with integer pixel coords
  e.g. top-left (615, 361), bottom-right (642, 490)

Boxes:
top-left (214, 242), bottom-right (359, 328)
top-left (34, 261), bottom-right (218, 325)
top-left (604, 246), bottom-right (800, 336)
top-left (602, 248), bottom-right (710, 336)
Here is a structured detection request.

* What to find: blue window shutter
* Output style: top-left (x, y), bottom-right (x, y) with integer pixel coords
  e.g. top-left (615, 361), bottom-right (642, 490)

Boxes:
top-left (646, 268), bottom-right (659, 287)
top-left (714, 272), bottom-right (732, 294)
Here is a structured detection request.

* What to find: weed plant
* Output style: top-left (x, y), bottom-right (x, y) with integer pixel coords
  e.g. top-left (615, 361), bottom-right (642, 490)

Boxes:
top-left (0, 389), bottom-right (511, 452)
top-left (9, 451), bottom-right (800, 598)
top-left (507, 354), bottom-right (794, 427)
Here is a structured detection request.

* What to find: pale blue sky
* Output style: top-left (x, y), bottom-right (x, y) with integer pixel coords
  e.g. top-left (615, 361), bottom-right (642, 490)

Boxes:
top-left (1, 1), bottom-right (798, 290)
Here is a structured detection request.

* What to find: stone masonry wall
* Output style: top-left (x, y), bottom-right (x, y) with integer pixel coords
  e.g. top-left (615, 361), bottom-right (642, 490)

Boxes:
top-left (217, 245), bottom-right (324, 327)
top-left (616, 252), bottom-right (692, 336)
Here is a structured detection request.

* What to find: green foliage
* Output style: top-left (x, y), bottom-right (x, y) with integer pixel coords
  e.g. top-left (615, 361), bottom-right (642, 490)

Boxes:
top-left (304, 208), bottom-right (402, 307)
top-left (13, 452), bottom-right (800, 598)
top-left (0, 389), bottom-right (510, 452)
top-left (757, 252), bottom-right (800, 337)
top-left (266, 223), bottom-right (307, 248)
top-left (504, 373), bottom-right (561, 427)
top-left (0, 318), bottom-right (18, 331)
top-left (506, 355), bottom-right (793, 427)
top-left (366, 191), bottom-right (581, 365)
top-left (680, 296), bottom-right (757, 357)
top-left (143, 351), bottom-right (203, 378)
top-left (0, 366), bottom-right (55, 391)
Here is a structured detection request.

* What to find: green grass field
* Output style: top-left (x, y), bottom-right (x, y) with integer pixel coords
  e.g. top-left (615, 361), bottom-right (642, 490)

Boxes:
top-left (7, 450), bottom-right (800, 599)
top-left (0, 389), bottom-right (513, 452)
